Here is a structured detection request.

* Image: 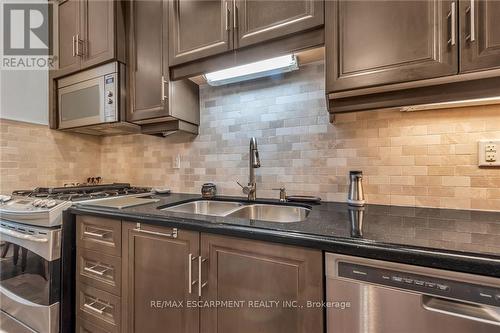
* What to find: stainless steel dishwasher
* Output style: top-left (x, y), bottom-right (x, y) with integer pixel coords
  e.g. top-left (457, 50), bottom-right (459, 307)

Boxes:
top-left (326, 253), bottom-right (500, 333)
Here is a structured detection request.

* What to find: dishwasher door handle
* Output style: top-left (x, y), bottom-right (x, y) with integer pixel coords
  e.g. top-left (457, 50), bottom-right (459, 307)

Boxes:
top-left (422, 295), bottom-right (500, 326)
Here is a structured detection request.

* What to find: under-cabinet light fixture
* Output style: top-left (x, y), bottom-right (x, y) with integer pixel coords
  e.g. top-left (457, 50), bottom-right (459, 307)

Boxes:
top-left (204, 54), bottom-right (299, 86)
top-left (400, 96), bottom-right (500, 112)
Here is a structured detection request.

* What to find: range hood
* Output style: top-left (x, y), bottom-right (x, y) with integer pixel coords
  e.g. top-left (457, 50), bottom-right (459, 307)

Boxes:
top-left (140, 119), bottom-right (198, 137)
top-left (204, 54), bottom-right (299, 86)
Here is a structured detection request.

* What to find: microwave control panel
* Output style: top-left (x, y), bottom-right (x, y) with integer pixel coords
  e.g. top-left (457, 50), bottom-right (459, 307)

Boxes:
top-left (104, 73), bottom-right (117, 122)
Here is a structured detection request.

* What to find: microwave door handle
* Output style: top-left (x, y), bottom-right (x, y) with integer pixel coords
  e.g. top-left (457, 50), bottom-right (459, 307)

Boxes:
top-left (101, 79), bottom-right (106, 122)
top-left (422, 295), bottom-right (500, 326)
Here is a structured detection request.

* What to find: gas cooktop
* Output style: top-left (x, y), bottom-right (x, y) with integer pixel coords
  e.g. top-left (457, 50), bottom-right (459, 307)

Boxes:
top-left (1, 184), bottom-right (152, 227)
top-left (12, 183), bottom-right (152, 202)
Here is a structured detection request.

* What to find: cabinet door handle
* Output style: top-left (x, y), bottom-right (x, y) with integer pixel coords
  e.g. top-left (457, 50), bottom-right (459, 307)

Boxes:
top-left (447, 2), bottom-right (456, 46)
top-left (75, 34), bottom-right (84, 56)
top-left (466, 1), bottom-right (475, 42)
top-left (161, 76), bottom-right (167, 101)
top-left (72, 35), bottom-right (76, 57)
top-left (198, 256), bottom-right (208, 297)
top-left (225, 2), bottom-right (230, 31)
top-left (133, 223), bottom-right (178, 238)
top-left (188, 253), bottom-right (198, 294)
top-left (470, 0), bottom-right (475, 42)
top-left (233, 1), bottom-right (238, 29)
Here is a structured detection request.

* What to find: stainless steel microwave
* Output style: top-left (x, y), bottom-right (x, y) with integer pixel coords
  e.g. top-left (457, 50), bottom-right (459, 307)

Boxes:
top-left (57, 62), bottom-right (139, 135)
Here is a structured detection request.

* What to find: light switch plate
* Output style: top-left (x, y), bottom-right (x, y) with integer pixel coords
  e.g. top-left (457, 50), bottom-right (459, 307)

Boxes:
top-left (478, 140), bottom-right (500, 166)
top-left (173, 154), bottom-right (181, 169)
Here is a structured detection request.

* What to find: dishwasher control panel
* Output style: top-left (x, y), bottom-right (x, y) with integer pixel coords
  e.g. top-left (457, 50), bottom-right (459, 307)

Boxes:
top-left (338, 262), bottom-right (500, 307)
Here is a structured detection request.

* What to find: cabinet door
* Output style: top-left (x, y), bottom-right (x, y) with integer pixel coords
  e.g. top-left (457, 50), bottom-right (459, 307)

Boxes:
top-left (326, 0), bottom-right (458, 92)
top-left (169, 0), bottom-right (232, 66)
top-left (56, 0), bottom-right (80, 74)
top-left (80, 0), bottom-right (115, 69)
top-left (122, 223), bottom-right (199, 333)
top-left (200, 234), bottom-right (323, 333)
top-left (460, 0), bottom-right (500, 72)
top-left (127, 0), bottom-right (169, 122)
top-left (235, 0), bottom-right (324, 49)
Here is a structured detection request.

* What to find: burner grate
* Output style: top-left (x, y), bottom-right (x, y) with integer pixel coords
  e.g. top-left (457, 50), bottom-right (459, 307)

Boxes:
top-left (12, 183), bottom-right (152, 201)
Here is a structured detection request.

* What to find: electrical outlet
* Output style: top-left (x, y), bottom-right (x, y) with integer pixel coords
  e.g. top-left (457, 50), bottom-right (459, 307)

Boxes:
top-left (478, 140), bottom-right (500, 166)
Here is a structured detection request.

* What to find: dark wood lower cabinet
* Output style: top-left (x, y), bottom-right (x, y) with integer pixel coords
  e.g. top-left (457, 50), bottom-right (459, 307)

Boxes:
top-left (200, 233), bottom-right (323, 333)
top-left (75, 217), bottom-right (324, 333)
top-left (122, 222), bottom-right (200, 333)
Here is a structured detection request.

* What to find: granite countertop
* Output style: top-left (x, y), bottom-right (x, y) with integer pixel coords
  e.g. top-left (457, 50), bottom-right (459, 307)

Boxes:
top-left (69, 193), bottom-right (500, 278)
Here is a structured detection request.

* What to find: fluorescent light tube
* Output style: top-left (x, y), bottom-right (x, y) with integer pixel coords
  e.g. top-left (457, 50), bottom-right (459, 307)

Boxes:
top-left (400, 96), bottom-right (500, 112)
top-left (204, 54), bottom-right (299, 86)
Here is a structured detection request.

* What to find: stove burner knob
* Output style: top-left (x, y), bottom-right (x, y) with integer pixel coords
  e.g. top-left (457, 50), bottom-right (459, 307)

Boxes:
top-left (39, 200), bottom-right (49, 208)
top-left (46, 200), bottom-right (57, 208)
top-left (32, 199), bottom-right (42, 207)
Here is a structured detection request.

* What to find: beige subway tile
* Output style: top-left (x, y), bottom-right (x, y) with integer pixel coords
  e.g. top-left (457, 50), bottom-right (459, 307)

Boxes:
top-left (454, 143), bottom-right (476, 154)
top-left (402, 145), bottom-right (428, 156)
top-left (415, 155), bottom-right (441, 166)
top-left (390, 195), bottom-right (415, 206)
top-left (415, 176), bottom-right (442, 186)
top-left (402, 166), bottom-right (428, 176)
top-left (427, 144), bottom-right (454, 155)
top-left (428, 166), bottom-right (455, 176)
top-left (390, 176), bottom-right (415, 185)
top-left (442, 176), bottom-right (470, 187)
top-left (427, 187), bottom-right (455, 197)
top-left (471, 177), bottom-right (500, 187)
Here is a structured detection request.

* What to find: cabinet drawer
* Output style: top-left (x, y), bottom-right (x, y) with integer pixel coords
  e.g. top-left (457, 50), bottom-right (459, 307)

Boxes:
top-left (77, 283), bottom-right (121, 333)
top-left (77, 216), bottom-right (121, 256)
top-left (77, 316), bottom-right (112, 333)
top-left (77, 248), bottom-right (121, 296)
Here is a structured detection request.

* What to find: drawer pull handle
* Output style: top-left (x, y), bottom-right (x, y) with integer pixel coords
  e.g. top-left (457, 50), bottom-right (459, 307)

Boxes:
top-left (84, 263), bottom-right (111, 276)
top-left (83, 229), bottom-right (111, 239)
top-left (84, 301), bottom-right (107, 315)
top-left (133, 223), bottom-right (178, 239)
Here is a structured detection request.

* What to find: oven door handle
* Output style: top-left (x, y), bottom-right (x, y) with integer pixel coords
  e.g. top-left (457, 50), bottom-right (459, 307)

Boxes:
top-left (0, 226), bottom-right (48, 243)
top-left (422, 295), bottom-right (500, 326)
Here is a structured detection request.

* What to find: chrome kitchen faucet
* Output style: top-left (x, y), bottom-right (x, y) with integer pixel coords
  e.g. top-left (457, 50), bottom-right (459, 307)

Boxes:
top-left (237, 137), bottom-right (261, 201)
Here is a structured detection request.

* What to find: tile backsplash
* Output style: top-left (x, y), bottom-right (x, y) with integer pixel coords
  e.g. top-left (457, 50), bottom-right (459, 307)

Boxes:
top-left (2, 61), bottom-right (500, 211)
top-left (0, 119), bottom-right (101, 194)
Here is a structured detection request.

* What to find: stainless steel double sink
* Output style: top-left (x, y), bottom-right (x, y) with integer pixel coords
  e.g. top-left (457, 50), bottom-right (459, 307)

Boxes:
top-left (161, 200), bottom-right (310, 223)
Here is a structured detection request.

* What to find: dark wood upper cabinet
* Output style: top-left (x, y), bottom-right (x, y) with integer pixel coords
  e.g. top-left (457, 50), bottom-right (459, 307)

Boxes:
top-left (79, 0), bottom-right (116, 69)
top-left (52, 0), bottom-right (125, 79)
top-left (127, 0), bottom-right (200, 130)
top-left (235, 0), bottom-right (324, 49)
top-left (57, 0), bottom-right (81, 74)
top-left (127, 0), bottom-right (169, 121)
top-left (460, 0), bottom-right (500, 72)
top-left (122, 223), bottom-right (200, 333)
top-left (200, 233), bottom-right (323, 333)
top-left (169, 0), bottom-right (232, 66)
top-left (326, 0), bottom-right (458, 93)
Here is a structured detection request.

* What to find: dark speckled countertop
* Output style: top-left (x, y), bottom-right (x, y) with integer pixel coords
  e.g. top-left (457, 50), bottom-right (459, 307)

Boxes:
top-left (69, 193), bottom-right (500, 278)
